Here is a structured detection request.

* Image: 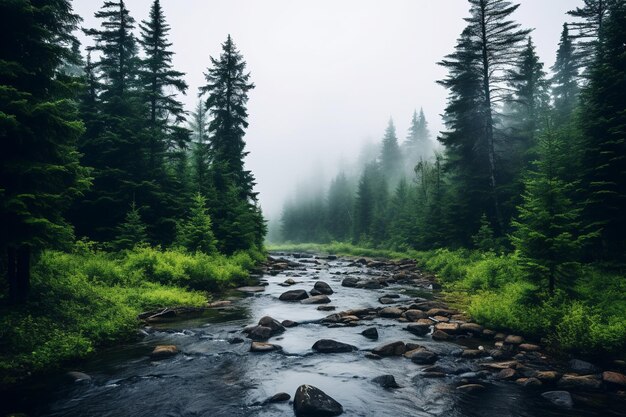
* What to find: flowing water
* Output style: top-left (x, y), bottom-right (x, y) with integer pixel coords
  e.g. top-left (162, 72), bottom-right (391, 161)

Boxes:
top-left (4, 253), bottom-right (625, 417)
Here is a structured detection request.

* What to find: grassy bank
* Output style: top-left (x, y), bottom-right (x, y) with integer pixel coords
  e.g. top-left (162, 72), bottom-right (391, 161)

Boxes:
top-left (0, 242), bottom-right (265, 386)
top-left (270, 242), bottom-right (626, 358)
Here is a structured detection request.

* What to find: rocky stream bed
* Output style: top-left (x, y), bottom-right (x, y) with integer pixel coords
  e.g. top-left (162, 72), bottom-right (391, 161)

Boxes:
top-left (4, 252), bottom-right (626, 417)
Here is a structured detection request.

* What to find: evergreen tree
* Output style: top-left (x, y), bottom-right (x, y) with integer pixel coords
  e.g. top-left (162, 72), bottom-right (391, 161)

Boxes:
top-left (189, 99), bottom-right (211, 195)
top-left (405, 108), bottom-right (433, 166)
top-left (379, 118), bottom-right (403, 183)
top-left (176, 193), bottom-right (217, 254)
top-left (511, 128), bottom-right (584, 295)
top-left (113, 201), bottom-right (148, 250)
top-left (326, 173), bottom-right (353, 241)
top-left (551, 24), bottom-right (579, 124)
top-left (200, 35), bottom-right (265, 253)
top-left (568, 0), bottom-right (614, 73)
top-left (0, 0), bottom-right (90, 302)
top-left (75, 0), bottom-right (146, 242)
top-left (578, 1), bottom-right (626, 260)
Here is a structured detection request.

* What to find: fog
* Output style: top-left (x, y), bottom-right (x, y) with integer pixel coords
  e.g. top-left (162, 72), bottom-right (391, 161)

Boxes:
top-left (73, 0), bottom-right (576, 221)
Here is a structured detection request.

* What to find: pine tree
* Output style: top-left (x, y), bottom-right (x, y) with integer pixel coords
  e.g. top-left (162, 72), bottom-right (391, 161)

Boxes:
top-left (404, 108), bottom-right (433, 172)
top-left (113, 202), bottom-right (148, 250)
top-left (199, 35), bottom-right (265, 252)
top-left (326, 173), bottom-right (353, 241)
top-left (578, 1), bottom-right (626, 260)
top-left (511, 128), bottom-right (584, 295)
top-left (0, 0), bottom-right (91, 302)
top-left (176, 193), bottom-right (217, 254)
top-left (567, 0), bottom-right (614, 73)
top-left (379, 118), bottom-right (403, 183)
top-left (551, 24), bottom-right (579, 124)
top-left (189, 100), bottom-right (211, 195)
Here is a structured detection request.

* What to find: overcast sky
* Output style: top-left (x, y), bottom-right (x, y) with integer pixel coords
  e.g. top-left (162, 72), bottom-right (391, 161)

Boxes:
top-left (73, 0), bottom-right (577, 219)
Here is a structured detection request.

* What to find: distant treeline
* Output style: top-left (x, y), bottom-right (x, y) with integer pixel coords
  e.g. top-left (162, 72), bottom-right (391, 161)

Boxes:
top-left (1, 0), bottom-right (266, 302)
top-left (280, 0), bottom-right (626, 293)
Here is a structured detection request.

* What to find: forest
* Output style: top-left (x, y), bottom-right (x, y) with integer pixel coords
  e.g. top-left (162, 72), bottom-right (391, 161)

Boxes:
top-left (0, 0), bottom-right (625, 408)
top-left (278, 0), bottom-right (626, 356)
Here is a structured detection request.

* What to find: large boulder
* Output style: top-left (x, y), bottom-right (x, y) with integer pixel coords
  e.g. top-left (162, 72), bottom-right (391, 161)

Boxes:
top-left (603, 371), bottom-right (626, 387)
top-left (557, 374), bottom-right (602, 390)
top-left (301, 295), bottom-right (331, 304)
top-left (312, 339), bottom-right (357, 353)
top-left (258, 316), bottom-right (286, 335)
top-left (248, 325), bottom-right (272, 341)
top-left (314, 281), bottom-right (334, 295)
top-left (341, 277), bottom-right (359, 287)
top-left (434, 322), bottom-right (460, 334)
top-left (379, 307), bottom-right (403, 318)
top-left (568, 359), bottom-right (599, 375)
top-left (404, 310), bottom-right (428, 321)
top-left (294, 385), bottom-right (343, 417)
top-left (407, 348), bottom-right (438, 365)
top-left (405, 323), bottom-right (430, 336)
top-left (541, 391), bottom-right (573, 408)
top-left (279, 289), bottom-right (309, 302)
top-left (361, 327), bottom-right (379, 340)
top-left (372, 341), bottom-right (406, 357)
top-left (372, 375), bottom-right (400, 388)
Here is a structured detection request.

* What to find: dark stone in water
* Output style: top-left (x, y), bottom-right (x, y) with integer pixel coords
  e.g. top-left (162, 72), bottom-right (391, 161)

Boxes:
top-left (312, 339), bottom-right (357, 353)
top-left (301, 295), bottom-right (331, 304)
top-left (341, 277), bottom-right (359, 287)
top-left (282, 320), bottom-right (298, 328)
top-left (568, 359), bottom-right (600, 375)
top-left (318, 305), bottom-right (336, 311)
top-left (372, 341), bottom-right (406, 356)
top-left (361, 327), bottom-right (379, 340)
top-left (248, 326), bottom-right (272, 341)
top-left (541, 391), bottom-right (573, 408)
top-left (408, 349), bottom-right (438, 365)
top-left (310, 288), bottom-right (322, 296)
top-left (294, 384), bottom-right (343, 416)
top-left (228, 337), bottom-right (245, 344)
top-left (258, 316), bottom-right (286, 335)
top-left (314, 281), bottom-right (334, 295)
top-left (405, 323), bottom-right (430, 336)
top-left (279, 289), bottom-right (309, 301)
top-left (372, 374), bottom-right (400, 388)
top-left (266, 392), bottom-right (291, 403)
top-left (66, 371), bottom-right (91, 383)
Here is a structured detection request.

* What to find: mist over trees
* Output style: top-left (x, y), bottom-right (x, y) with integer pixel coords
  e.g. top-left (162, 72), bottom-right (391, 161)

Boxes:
top-left (279, 0), bottom-right (626, 282)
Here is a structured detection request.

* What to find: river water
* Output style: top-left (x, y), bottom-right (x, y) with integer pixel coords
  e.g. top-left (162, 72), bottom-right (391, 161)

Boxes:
top-left (4, 253), bottom-right (625, 417)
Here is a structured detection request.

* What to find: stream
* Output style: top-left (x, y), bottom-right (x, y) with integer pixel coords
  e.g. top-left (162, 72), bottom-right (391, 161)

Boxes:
top-left (4, 252), bottom-right (625, 417)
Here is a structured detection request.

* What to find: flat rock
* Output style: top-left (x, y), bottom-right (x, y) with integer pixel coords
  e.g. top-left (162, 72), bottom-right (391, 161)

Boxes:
top-left (404, 310), bottom-right (428, 321)
top-left (361, 327), bottom-right (379, 340)
top-left (150, 345), bottom-right (178, 359)
top-left (405, 323), bottom-right (430, 336)
top-left (372, 341), bottom-right (406, 356)
top-left (459, 323), bottom-right (483, 335)
top-left (602, 371), bottom-right (626, 387)
top-left (237, 286), bottom-right (265, 293)
top-left (318, 305), bottom-right (336, 311)
top-left (461, 349), bottom-right (483, 359)
top-left (541, 391), bottom-right (573, 408)
top-left (504, 335), bottom-right (524, 345)
top-left (372, 374), bottom-right (400, 388)
top-left (279, 289), bottom-right (309, 301)
top-left (431, 330), bottom-right (452, 341)
top-left (341, 277), bottom-right (359, 287)
top-left (301, 295), bottom-right (331, 304)
top-left (534, 371), bottom-right (560, 382)
top-left (207, 300), bottom-right (232, 308)
top-left (557, 374), bottom-right (601, 390)
top-left (293, 384), bottom-right (343, 417)
top-left (407, 348), bottom-right (438, 365)
top-left (250, 342), bottom-right (281, 352)
top-left (495, 368), bottom-right (517, 380)
top-left (434, 322), bottom-right (460, 334)
top-left (518, 343), bottom-right (541, 352)
top-left (312, 339), bottom-right (357, 353)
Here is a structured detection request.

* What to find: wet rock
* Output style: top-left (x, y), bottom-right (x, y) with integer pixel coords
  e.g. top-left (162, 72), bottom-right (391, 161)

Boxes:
top-left (150, 345), bottom-right (178, 359)
top-left (228, 337), bottom-right (245, 344)
top-left (494, 332), bottom-right (507, 341)
top-left (378, 297), bottom-right (397, 305)
top-left (534, 371), bottom-right (560, 383)
top-left (321, 313), bottom-right (343, 324)
top-left (541, 391), bottom-right (573, 408)
top-left (267, 392), bottom-right (291, 403)
top-left (207, 300), bottom-right (232, 308)
top-left (434, 322), bottom-right (460, 334)
top-left (457, 384), bottom-right (485, 393)
top-left (279, 289), bottom-right (309, 302)
top-left (309, 288), bottom-right (322, 296)
top-left (372, 341), bottom-right (406, 356)
top-left (259, 316), bottom-right (286, 335)
top-left (405, 323), bottom-right (430, 336)
top-left (504, 335), bottom-right (524, 345)
top-left (365, 353), bottom-right (382, 360)
top-left (410, 300), bottom-right (448, 311)
top-left (361, 327), bottom-right (379, 340)
top-left (557, 374), bottom-right (602, 390)
top-left (459, 323), bottom-right (483, 335)
top-left (426, 308), bottom-right (455, 317)
top-left (405, 342), bottom-right (422, 351)
top-left (358, 280), bottom-right (384, 290)
top-left (379, 307), bottom-right (403, 318)
top-left (282, 320), bottom-right (298, 328)
top-left (250, 342), bottom-right (281, 352)
top-left (372, 375), bottom-right (400, 388)
top-left (461, 349), bottom-right (483, 359)
top-left (489, 348), bottom-right (514, 360)
top-left (602, 371), bottom-right (626, 387)
top-left (248, 325), bottom-right (272, 341)
top-left (301, 295), bottom-right (331, 304)
top-left (422, 372), bottom-right (446, 378)
top-left (495, 368), bottom-right (517, 380)
top-left (341, 277), bottom-right (359, 287)
top-left (318, 305), bottom-right (336, 311)
top-left (522, 377), bottom-right (542, 387)
top-left (66, 371), bottom-right (91, 383)
top-left (518, 343), bottom-right (540, 352)
top-left (431, 330), bottom-right (452, 341)
top-left (407, 348), bottom-right (438, 365)
top-left (482, 329), bottom-right (497, 338)
top-left (482, 361), bottom-right (518, 370)
top-left (314, 281), bottom-right (334, 295)
top-left (432, 315), bottom-right (450, 323)
top-left (404, 310), bottom-right (428, 321)
top-left (312, 339), bottom-right (357, 353)
top-left (284, 278), bottom-right (296, 286)
top-left (293, 384), bottom-right (343, 417)
top-left (568, 359), bottom-right (599, 375)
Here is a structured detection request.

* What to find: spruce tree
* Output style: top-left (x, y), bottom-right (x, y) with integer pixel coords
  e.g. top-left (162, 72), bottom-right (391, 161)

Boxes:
top-left (551, 24), bottom-right (579, 124)
top-left (113, 202), bottom-right (148, 250)
top-left (200, 35), bottom-right (265, 252)
top-left (404, 108), bottom-right (433, 172)
top-left (578, 1), bottom-right (626, 260)
top-left (379, 118), bottom-right (403, 184)
top-left (511, 128), bottom-right (584, 295)
top-left (568, 0), bottom-right (614, 73)
top-left (326, 173), bottom-right (353, 241)
top-left (176, 193), bottom-right (217, 254)
top-left (189, 100), bottom-right (211, 195)
top-left (0, 0), bottom-right (90, 302)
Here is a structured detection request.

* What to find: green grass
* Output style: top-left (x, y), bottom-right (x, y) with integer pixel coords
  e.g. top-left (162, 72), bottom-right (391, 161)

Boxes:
top-left (267, 242), bottom-right (415, 260)
top-left (0, 243), bottom-right (264, 386)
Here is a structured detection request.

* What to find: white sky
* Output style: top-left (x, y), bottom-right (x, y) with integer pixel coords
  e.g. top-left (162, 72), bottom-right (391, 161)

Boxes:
top-left (73, 0), bottom-right (577, 219)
